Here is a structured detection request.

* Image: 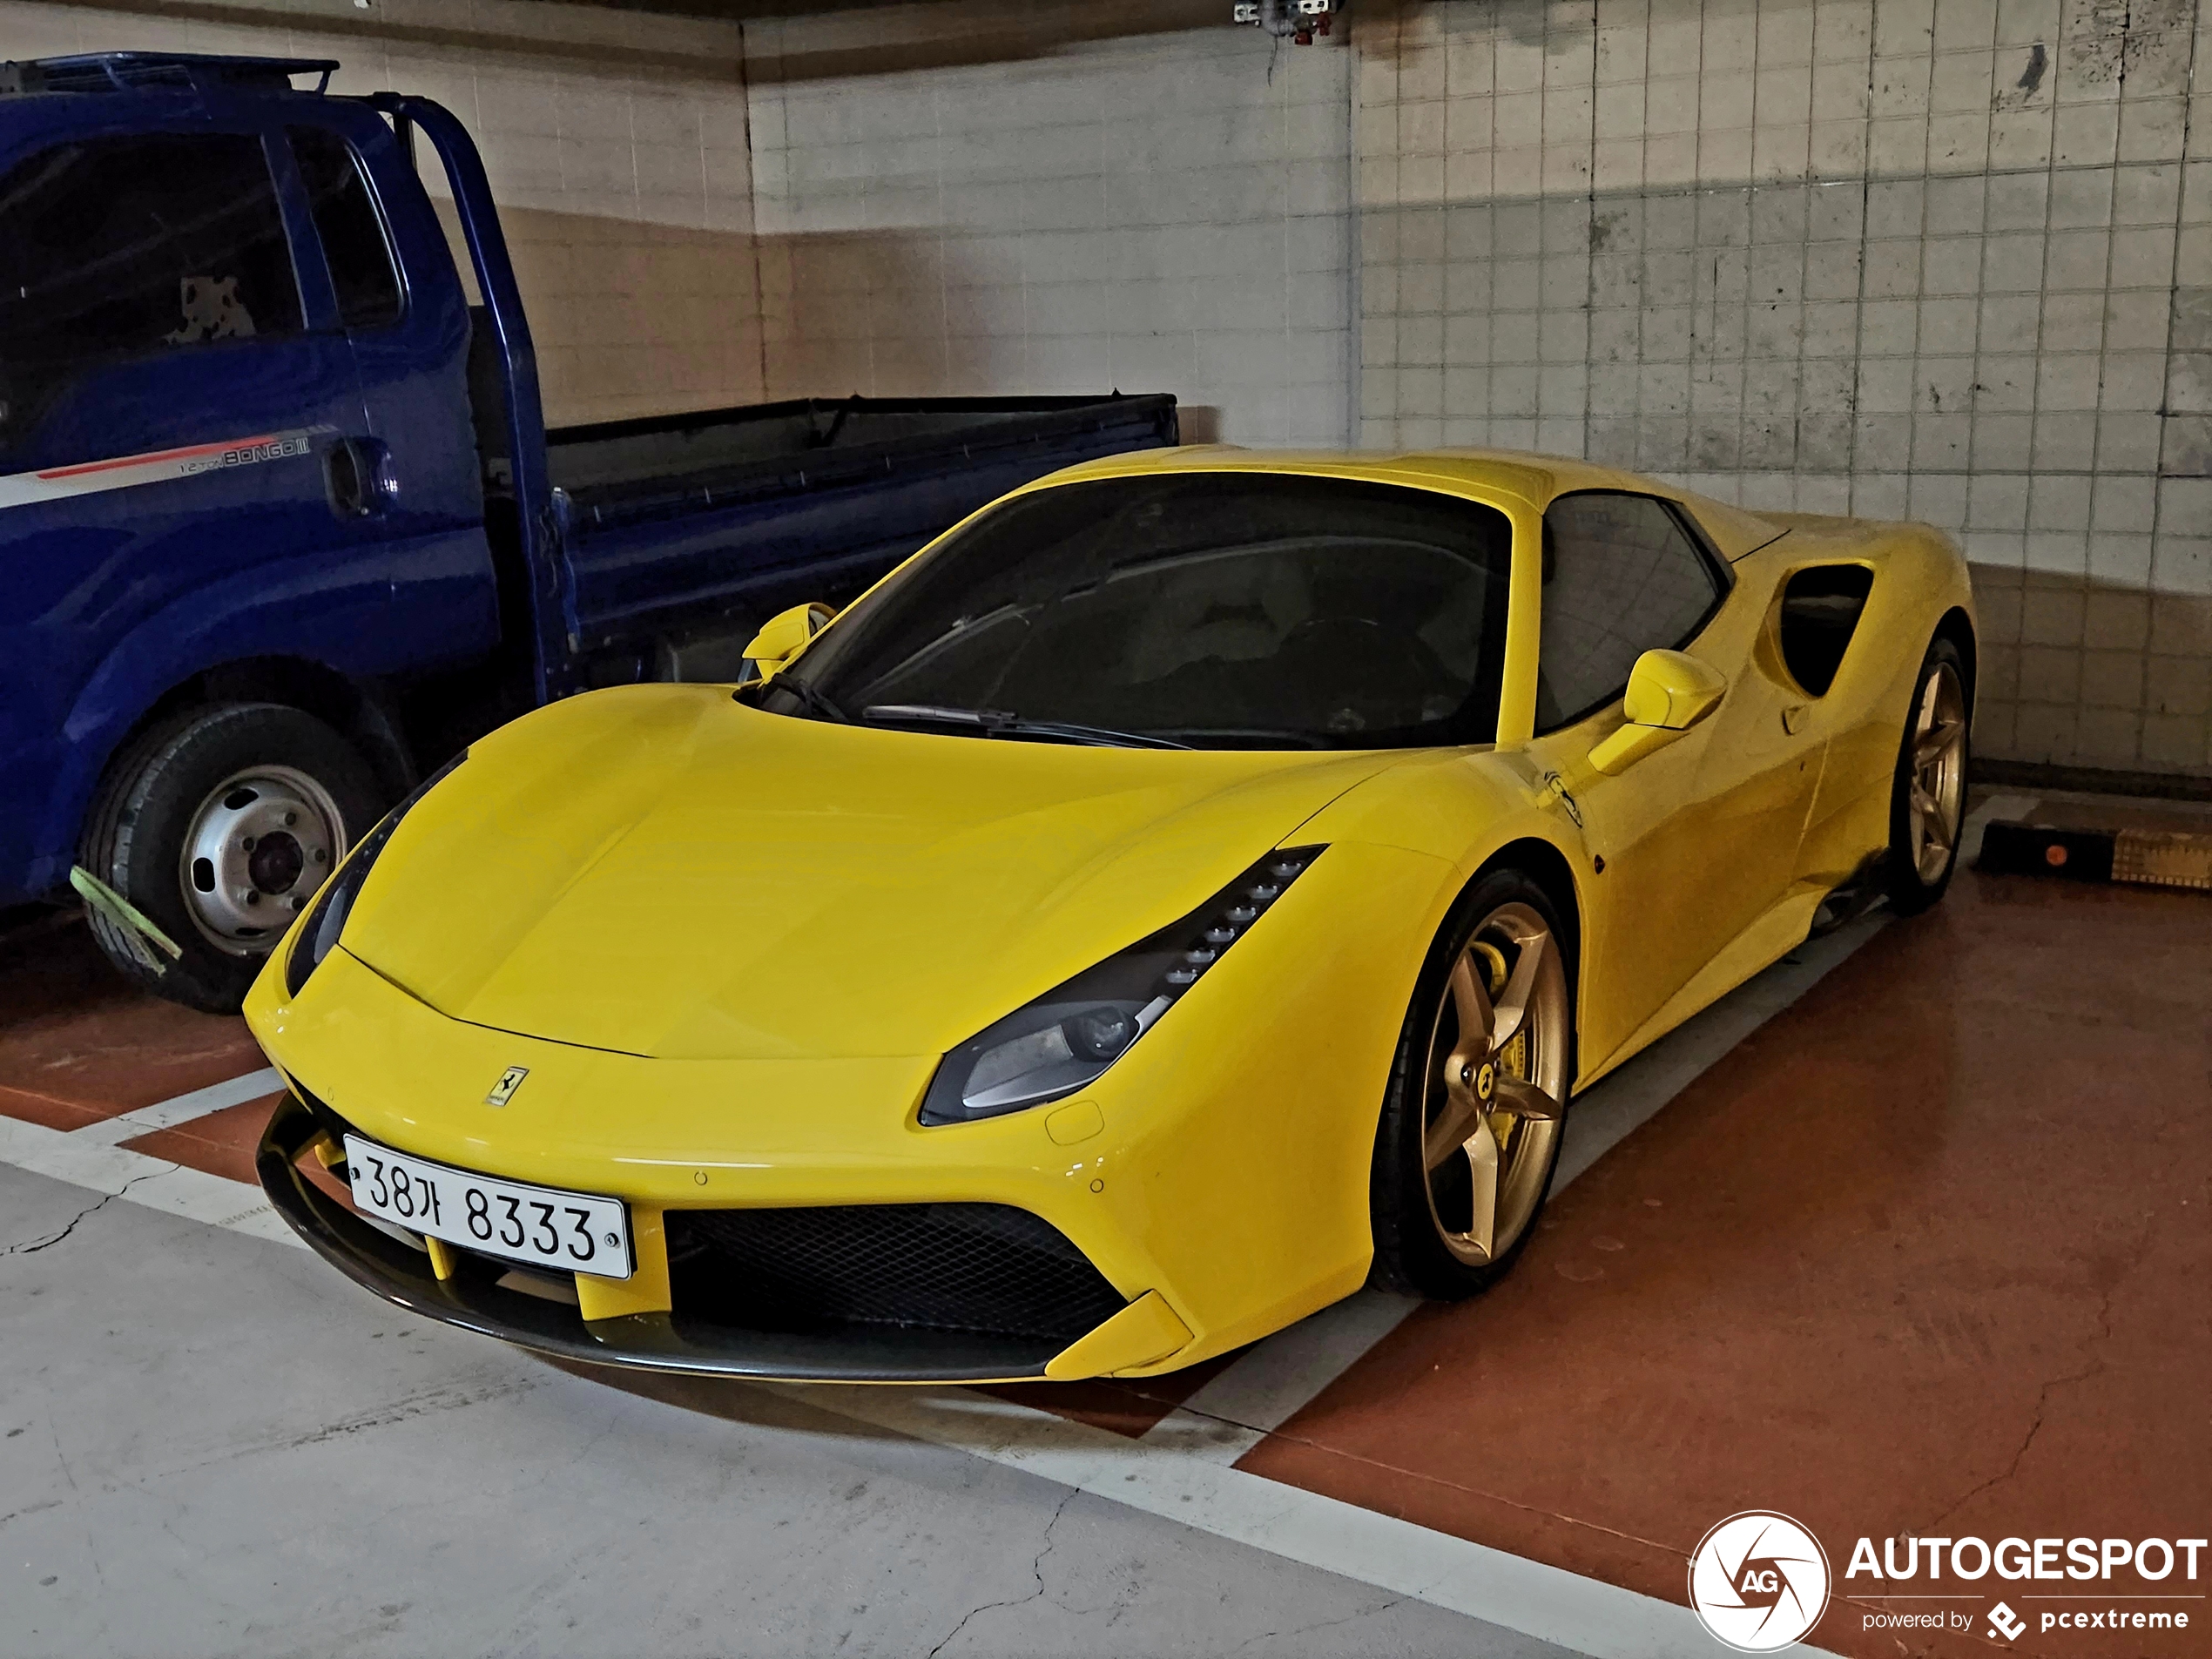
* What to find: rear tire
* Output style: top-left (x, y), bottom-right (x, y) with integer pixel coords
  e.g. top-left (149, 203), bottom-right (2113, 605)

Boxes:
top-left (78, 704), bottom-right (381, 1013)
top-left (1883, 638), bottom-right (1972, 916)
top-left (1369, 869), bottom-right (1575, 1300)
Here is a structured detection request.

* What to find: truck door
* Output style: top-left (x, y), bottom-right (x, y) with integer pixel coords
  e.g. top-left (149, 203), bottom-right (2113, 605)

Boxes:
top-left (0, 105), bottom-right (374, 899)
top-left (283, 108), bottom-right (490, 668)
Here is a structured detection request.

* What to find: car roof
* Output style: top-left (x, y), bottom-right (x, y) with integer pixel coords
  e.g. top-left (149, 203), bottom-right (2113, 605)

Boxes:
top-left (1035, 445), bottom-right (1790, 563)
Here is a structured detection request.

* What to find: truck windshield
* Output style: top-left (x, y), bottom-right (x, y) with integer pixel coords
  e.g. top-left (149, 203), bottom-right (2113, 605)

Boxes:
top-left (772, 472), bottom-right (1514, 751)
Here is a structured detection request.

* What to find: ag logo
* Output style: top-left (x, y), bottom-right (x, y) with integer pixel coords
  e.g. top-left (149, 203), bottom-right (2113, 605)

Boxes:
top-left (1688, 1511), bottom-right (1831, 1652)
top-left (1987, 1602), bottom-right (2026, 1641)
top-left (484, 1066), bottom-right (529, 1108)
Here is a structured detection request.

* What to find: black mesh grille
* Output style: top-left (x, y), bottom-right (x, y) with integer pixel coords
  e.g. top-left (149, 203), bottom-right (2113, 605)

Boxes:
top-left (665, 1203), bottom-right (1125, 1345)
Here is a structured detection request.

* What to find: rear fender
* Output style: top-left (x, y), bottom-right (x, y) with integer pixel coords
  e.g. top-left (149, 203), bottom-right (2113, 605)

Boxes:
top-left (1793, 525), bottom-right (1976, 878)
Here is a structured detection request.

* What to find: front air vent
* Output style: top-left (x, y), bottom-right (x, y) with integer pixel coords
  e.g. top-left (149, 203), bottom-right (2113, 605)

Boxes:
top-left (665, 1202), bottom-right (1125, 1345)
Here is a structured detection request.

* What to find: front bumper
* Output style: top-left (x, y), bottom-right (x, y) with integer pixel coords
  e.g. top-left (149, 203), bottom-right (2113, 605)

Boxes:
top-left (245, 836), bottom-right (1455, 1378)
top-left (258, 1090), bottom-right (1180, 1382)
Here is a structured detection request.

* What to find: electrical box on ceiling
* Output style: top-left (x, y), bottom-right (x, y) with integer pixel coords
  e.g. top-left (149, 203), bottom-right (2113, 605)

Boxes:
top-left (1233, 0), bottom-right (1337, 43)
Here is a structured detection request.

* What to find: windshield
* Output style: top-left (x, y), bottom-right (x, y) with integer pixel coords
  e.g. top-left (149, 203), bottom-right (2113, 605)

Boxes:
top-left (767, 473), bottom-right (1515, 750)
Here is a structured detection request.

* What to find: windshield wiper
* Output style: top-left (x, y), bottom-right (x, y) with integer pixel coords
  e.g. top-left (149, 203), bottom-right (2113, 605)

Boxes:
top-left (860, 704), bottom-right (1188, 750)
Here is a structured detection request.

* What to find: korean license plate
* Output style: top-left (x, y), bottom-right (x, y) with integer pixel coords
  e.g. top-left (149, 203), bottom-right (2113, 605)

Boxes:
top-left (342, 1135), bottom-right (632, 1280)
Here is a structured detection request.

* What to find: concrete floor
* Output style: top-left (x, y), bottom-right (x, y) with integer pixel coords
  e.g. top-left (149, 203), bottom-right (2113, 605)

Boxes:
top-left (3, 790), bottom-right (2206, 1658)
top-left (2, 1159), bottom-right (1550, 1658)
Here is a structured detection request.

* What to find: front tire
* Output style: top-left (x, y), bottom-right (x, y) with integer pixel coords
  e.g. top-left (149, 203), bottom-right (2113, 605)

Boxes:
top-left (78, 704), bottom-right (381, 1012)
top-left (1884, 638), bottom-right (1971, 916)
top-left (1369, 869), bottom-right (1574, 1299)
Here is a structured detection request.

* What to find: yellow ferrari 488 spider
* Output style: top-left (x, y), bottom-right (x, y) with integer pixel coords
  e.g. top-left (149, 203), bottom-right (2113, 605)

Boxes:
top-left (249, 448), bottom-right (1973, 1383)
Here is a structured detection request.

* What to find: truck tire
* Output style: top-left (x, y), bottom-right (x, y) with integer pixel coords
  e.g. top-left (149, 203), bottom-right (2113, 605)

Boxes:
top-left (78, 704), bottom-right (382, 1013)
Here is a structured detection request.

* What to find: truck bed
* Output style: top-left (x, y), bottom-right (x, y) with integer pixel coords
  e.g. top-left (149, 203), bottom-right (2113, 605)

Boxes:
top-left (526, 394), bottom-right (1181, 668)
top-left (543, 395), bottom-right (1179, 524)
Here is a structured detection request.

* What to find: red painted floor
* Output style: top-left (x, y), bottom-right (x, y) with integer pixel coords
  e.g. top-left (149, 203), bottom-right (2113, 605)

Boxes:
top-left (4, 823), bottom-right (2205, 1656)
top-left (118, 1093), bottom-right (285, 1184)
top-left (0, 910), bottom-right (261, 1130)
top-left (1232, 866), bottom-right (2210, 1657)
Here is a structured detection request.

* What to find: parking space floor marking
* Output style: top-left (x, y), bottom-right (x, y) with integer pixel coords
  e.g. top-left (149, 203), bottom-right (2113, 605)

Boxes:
top-left (66, 1065), bottom-right (283, 1146)
top-left (765, 1379), bottom-right (1843, 1659)
top-left (0, 1110), bottom-right (300, 1248)
top-left (1139, 1287), bottom-right (1419, 1463)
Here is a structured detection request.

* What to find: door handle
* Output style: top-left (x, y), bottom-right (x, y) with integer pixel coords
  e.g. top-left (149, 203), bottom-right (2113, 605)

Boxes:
top-left (1541, 770), bottom-right (1583, 827)
top-left (323, 436), bottom-right (395, 520)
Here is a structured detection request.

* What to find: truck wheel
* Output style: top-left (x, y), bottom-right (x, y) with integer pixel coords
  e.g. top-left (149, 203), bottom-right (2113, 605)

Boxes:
top-left (79, 704), bottom-right (382, 1013)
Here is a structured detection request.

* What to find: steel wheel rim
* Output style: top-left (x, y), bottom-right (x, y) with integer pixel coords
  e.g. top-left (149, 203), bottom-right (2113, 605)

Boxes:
top-left (177, 765), bottom-right (349, 955)
top-left (1420, 900), bottom-right (1568, 1267)
top-left (1906, 663), bottom-right (1966, 884)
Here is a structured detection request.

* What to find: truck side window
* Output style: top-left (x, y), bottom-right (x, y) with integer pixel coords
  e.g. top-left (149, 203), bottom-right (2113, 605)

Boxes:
top-left (0, 133), bottom-right (302, 453)
top-left (288, 126), bottom-right (402, 330)
top-left (1535, 493), bottom-right (1725, 732)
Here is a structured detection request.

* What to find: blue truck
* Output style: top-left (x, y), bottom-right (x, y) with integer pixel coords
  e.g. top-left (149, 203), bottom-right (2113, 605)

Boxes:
top-left (0, 51), bottom-right (1177, 1011)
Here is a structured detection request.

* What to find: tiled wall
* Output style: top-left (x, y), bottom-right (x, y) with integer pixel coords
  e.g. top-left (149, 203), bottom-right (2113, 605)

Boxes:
top-left (1353, 0), bottom-right (2212, 778)
top-left (0, 0), bottom-right (762, 426)
top-left (9, 0), bottom-right (2207, 778)
top-left (738, 6), bottom-right (1354, 445)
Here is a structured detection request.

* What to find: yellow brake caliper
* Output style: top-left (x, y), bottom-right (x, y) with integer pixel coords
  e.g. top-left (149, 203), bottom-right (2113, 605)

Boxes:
top-left (1470, 941), bottom-right (1524, 1155)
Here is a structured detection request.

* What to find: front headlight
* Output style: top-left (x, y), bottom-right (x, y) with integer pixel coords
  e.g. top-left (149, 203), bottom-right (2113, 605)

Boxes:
top-left (918, 846), bottom-right (1324, 1125)
top-left (283, 750), bottom-right (467, 997)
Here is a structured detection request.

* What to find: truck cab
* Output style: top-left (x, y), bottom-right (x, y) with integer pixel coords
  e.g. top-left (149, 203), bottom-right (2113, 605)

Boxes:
top-left (0, 52), bottom-right (1176, 1010)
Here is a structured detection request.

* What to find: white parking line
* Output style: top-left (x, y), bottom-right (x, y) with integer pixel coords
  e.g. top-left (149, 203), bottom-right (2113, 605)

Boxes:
top-left (768, 1380), bottom-right (1844, 1659)
top-left (0, 1111), bottom-right (300, 1247)
top-left (66, 1065), bottom-right (283, 1147)
top-left (1137, 1285), bottom-right (1420, 1464)
top-left (0, 1067), bottom-right (293, 1246)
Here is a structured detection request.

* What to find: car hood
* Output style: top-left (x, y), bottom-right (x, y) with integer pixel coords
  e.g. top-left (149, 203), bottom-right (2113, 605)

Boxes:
top-left (340, 685), bottom-right (1405, 1060)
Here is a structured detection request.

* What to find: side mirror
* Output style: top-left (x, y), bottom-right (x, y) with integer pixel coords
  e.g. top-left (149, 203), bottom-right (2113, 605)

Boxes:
top-left (738, 602), bottom-right (835, 682)
top-left (1588, 650), bottom-right (1727, 775)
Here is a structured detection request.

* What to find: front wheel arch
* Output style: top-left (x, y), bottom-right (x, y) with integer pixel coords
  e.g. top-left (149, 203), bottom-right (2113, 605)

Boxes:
top-left (1474, 837), bottom-right (1583, 989)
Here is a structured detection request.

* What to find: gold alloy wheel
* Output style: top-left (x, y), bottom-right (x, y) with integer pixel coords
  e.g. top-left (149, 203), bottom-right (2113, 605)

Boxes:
top-left (1420, 900), bottom-right (1569, 1266)
top-left (1906, 661), bottom-right (1967, 884)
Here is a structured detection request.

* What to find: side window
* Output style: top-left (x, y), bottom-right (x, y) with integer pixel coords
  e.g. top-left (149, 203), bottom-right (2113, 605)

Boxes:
top-left (289, 126), bottom-right (402, 330)
top-left (0, 133), bottom-right (302, 455)
top-left (1536, 493), bottom-right (1725, 731)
